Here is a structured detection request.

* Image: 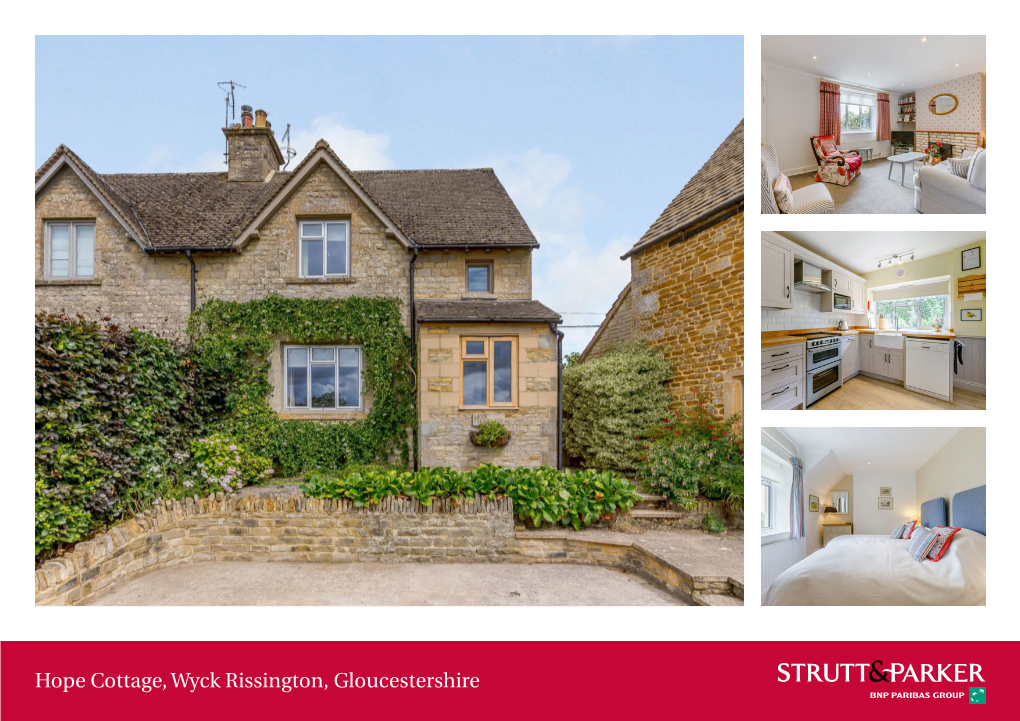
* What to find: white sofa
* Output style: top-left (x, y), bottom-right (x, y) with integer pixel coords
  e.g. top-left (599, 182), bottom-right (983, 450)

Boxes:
top-left (913, 148), bottom-right (986, 214)
top-left (761, 143), bottom-right (834, 214)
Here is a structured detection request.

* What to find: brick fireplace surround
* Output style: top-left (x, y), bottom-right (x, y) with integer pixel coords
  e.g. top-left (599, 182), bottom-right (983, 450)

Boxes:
top-left (915, 131), bottom-right (982, 157)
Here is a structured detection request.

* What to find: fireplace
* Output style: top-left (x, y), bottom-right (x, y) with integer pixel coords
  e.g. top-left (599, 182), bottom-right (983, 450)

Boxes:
top-left (933, 142), bottom-right (954, 160)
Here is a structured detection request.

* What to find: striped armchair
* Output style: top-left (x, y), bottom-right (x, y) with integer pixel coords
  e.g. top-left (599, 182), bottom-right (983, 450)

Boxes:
top-left (761, 144), bottom-right (834, 214)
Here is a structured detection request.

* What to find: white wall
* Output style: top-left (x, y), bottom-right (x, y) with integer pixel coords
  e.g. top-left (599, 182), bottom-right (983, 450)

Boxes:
top-left (852, 471), bottom-right (917, 535)
top-left (916, 428), bottom-right (985, 526)
top-left (762, 64), bottom-right (901, 176)
top-left (761, 287), bottom-right (857, 333)
top-left (802, 450), bottom-right (845, 556)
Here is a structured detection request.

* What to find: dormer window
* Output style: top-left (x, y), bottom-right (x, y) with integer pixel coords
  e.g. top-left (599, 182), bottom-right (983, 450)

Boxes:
top-left (46, 221), bottom-right (95, 278)
top-left (300, 220), bottom-right (350, 278)
top-left (466, 261), bottom-right (493, 293)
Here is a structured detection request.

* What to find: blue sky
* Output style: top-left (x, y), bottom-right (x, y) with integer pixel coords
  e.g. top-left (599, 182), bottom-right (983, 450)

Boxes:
top-left (36, 36), bottom-right (743, 354)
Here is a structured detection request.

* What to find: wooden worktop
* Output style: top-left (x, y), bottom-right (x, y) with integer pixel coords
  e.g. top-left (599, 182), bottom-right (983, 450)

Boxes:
top-left (761, 327), bottom-right (956, 348)
top-left (856, 330), bottom-right (957, 339)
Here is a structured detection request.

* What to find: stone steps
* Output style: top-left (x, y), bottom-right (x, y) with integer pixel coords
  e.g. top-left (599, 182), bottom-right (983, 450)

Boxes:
top-left (693, 593), bottom-right (743, 607)
top-left (631, 509), bottom-right (685, 520)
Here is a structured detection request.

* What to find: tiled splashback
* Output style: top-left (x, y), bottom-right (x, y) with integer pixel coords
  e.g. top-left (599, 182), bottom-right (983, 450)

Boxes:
top-left (761, 288), bottom-right (858, 332)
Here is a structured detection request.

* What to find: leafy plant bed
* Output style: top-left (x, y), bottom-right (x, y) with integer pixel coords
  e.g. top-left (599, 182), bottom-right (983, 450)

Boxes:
top-left (301, 464), bottom-right (640, 530)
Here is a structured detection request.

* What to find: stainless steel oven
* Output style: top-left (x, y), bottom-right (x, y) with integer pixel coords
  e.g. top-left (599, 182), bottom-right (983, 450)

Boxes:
top-left (832, 292), bottom-right (851, 311)
top-left (804, 334), bottom-right (843, 406)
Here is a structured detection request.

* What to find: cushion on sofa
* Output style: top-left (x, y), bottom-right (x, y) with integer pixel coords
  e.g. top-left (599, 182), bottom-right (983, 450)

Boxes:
top-left (968, 149), bottom-right (986, 190)
top-left (773, 173), bottom-right (794, 213)
top-left (949, 157), bottom-right (972, 178)
top-left (820, 138), bottom-right (838, 155)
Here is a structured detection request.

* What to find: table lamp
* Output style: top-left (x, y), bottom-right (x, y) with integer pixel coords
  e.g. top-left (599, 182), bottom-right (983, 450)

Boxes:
top-left (823, 505), bottom-right (838, 523)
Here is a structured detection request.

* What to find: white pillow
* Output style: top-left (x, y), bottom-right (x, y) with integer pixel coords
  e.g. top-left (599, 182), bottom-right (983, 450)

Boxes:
top-left (968, 148), bottom-right (987, 190)
top-left (773, 173), bottom-right (794, 213)
top-left (949, 157), bottom-right (971, 178)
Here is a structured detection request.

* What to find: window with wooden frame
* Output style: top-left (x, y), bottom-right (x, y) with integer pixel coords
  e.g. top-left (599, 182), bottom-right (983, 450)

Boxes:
top-left (461, 336), bottom-right (517, 408)
top-left (299, 220), bottom-right (350, 278)
top-left (465, 261), bottom-right (494, 293)
top-left (45, 221), bottom-right (95, 278)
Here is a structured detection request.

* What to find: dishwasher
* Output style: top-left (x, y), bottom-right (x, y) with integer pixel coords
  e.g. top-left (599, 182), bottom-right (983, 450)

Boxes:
top-left (905, 338), bottom-right (953, 402)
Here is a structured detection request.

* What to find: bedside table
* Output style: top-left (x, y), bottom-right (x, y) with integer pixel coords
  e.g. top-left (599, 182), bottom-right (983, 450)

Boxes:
top-left (823, 523), bottom-right (853, 548)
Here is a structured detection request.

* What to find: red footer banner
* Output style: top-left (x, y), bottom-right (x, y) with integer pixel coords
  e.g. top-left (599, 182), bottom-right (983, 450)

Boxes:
top-left (2, 641), bottom-right (1015, 717)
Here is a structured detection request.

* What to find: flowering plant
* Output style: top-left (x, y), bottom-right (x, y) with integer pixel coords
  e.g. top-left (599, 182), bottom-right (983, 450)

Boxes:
top-left (931, 316), bottom-right (944, 332)
top-left (925, 141), bottom-right (944, 162)
top-left (183, 433), bottom-right (274, 493)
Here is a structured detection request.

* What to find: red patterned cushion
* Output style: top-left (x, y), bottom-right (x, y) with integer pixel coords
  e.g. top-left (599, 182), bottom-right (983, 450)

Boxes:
top-left (820, 138), bottom-right (838, 155)
top-left (845, 155), bottom-right (863, 170)
top-left (901, 520), bottom-right (918, 539)
top-left (927, 526), bottom-right (962, 562)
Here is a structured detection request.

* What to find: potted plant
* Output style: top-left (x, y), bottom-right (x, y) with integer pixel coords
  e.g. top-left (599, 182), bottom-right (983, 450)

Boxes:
top-left (470, 420), bottom-right (511, 448)
top-left (924, 141), bottom-right (944, 164)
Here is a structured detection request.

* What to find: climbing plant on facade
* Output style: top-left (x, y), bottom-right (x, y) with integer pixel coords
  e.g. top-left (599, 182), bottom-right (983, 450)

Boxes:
top-left (188, 295), bottom-right (415, 476)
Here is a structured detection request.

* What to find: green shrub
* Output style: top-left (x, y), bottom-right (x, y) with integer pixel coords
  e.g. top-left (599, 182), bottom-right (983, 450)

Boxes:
top-left (473, 420), bottom-right (510, 447)
top-left (188, 296), bottom-right (414, 475)
top-left (562, 343), bottom-right (672, 473)
top-left (701, 511), bottom-right (725, 534)
top-left (182, 433), bottom-right (274, 494)
top-left (635, 400), bottom-right (743, 514)
top-left (35, 312), bottom-right (212, 558)
top-left (301, 464), bottom-right (640, 530)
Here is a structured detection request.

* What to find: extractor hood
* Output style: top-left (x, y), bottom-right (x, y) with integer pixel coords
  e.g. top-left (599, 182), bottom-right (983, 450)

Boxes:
top-left (794, 261), bottom-right (832, 293)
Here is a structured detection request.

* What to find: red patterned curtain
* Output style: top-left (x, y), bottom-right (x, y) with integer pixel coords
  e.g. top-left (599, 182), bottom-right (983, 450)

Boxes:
top-left (819, 81), bottom-right (841, 144)
top-left (876, 93), bottom-right (891, 142)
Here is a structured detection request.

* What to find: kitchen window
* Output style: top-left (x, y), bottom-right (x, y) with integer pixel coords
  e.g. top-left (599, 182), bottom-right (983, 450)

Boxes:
top-left (46, 221), bottom-right (95, 278)
top-left (840, 89), bottom-right (875, 133)
top-left (876, 295), bottom-right (948, 331)
top-left (285, 345), bottom-right (362, 410)
top-left (299, 220), bottom-right (350, 278)
top-left (461, 336), bottom-right (517, 408)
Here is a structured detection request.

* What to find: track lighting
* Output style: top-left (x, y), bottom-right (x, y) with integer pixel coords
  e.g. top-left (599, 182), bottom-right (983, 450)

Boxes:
top-left (877, 252), bottom-right (916, 268)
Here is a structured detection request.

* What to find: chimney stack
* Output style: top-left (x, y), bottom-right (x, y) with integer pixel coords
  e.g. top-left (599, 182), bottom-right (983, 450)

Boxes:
top-left (223, 106), bottom-right (284, 182)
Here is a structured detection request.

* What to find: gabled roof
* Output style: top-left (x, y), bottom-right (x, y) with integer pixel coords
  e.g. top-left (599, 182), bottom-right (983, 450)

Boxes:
top-left (34, 141), bottom-right (539, 252)
top-left (577, 282), bottom-right (632, 362)
top-left (416, 299), bottom-right (561, 324)
top-left (622, 119), bottom-right (744, 259)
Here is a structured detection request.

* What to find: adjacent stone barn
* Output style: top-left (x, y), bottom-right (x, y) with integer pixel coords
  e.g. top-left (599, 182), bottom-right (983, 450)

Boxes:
top-left (35, 106), bottom-right (563, 471)
top-left (580, 120), bottom-right (744, 417)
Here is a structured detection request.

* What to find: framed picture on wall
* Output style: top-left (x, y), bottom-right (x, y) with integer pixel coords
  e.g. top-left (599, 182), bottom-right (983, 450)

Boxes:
top-left (878, 497), bottom-right (894, 510)
top-left (961, 309), bottom-right (982, 321)
top-left (961, 246), bottom-right (981, 271)
top-left (809, 495), bottom-right (819, 512)
top-left (879, 487), bottom-right (892, 496)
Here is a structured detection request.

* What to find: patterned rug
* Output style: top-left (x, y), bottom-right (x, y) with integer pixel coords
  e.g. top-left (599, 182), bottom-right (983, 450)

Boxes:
top-left (789, 157), bottom-right (920, 214)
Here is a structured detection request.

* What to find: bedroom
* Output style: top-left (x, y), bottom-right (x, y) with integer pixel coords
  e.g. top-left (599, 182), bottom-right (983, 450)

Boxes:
top-left (761, 426), bottom-right (985, 606)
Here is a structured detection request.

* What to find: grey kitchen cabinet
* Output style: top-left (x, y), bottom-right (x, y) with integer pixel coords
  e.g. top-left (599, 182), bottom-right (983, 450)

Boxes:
top-left (761, 237), bottom-right (794, 309)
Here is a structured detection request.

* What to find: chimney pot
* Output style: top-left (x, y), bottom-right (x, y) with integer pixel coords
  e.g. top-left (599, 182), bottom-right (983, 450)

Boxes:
top-left (241, 105), bottom-right (253, 128)
top-left (255, 109), bottom-right (268, 128)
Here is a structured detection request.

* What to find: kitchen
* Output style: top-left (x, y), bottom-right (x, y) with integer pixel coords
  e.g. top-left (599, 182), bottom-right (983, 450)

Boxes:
top-left (760, 231), bottom-right (986, 411)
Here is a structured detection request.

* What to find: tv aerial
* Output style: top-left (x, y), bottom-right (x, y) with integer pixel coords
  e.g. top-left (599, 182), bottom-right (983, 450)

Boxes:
top-left (280, 123), bottom-right (297, 169)
top-left (217, 80), bottom-right (246, 166)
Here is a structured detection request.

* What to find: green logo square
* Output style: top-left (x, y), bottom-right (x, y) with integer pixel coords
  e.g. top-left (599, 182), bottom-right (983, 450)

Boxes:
top-left (968, 687), bottom-right (986, 704)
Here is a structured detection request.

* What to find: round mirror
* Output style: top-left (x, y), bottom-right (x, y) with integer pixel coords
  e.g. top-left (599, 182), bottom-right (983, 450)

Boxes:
top-left (928, 93), bottom-right (958, 115)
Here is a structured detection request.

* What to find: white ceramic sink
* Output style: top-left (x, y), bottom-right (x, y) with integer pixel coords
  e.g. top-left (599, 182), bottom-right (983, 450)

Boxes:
top-left (874, 334), bottom-right (905, 349)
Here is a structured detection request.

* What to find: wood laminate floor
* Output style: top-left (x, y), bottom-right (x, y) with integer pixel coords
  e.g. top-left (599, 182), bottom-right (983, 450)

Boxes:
top-left (808, 375), bottom-right (986, 410)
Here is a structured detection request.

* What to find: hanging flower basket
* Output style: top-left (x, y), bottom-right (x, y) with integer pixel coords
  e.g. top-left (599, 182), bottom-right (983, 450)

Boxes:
top-left (470, 421), bottom-right (511, 448)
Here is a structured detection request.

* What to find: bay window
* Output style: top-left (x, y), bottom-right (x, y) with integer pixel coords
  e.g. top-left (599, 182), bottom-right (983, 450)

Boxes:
top-left (285, 345), bottom-right (362, 410)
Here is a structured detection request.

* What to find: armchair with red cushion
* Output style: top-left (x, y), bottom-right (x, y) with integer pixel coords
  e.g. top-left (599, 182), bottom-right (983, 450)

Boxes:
top-left (810, 135), bottom-right (863, 186)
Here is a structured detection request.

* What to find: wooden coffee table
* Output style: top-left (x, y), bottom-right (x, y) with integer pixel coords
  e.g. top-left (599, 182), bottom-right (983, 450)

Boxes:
top-left (887, 152), bottom-right (926, 186)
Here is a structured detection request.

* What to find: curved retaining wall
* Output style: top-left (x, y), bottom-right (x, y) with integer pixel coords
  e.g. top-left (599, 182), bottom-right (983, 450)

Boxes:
top-left (35, 491), bottom-right (734, 606)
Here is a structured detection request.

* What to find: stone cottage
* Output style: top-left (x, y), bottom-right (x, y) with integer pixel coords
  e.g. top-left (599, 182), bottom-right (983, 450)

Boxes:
top-left (35, 106), bottom-right (562, 470)
top-left (580, 120), bottom-right (744, 417)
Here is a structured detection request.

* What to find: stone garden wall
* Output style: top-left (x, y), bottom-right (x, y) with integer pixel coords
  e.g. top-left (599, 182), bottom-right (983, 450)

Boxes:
top-left (34, 490), bottom-right (736, 606)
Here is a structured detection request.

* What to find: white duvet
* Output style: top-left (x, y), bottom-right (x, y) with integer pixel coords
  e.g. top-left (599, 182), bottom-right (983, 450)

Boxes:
top-left (764, 530), bottom-right (986, 606)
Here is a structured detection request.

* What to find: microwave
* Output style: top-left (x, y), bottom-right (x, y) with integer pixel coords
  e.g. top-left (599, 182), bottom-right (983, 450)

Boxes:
top-left (833, 292), bottom-right (851, 311)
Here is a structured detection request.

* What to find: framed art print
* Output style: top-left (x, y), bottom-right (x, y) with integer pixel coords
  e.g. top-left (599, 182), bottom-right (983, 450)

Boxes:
top-left (809, 495), bottom-right (819, 512)
top-left (879, 487), bottom-right (892, 496)
top-left (878, 498), bottom-right (894, 510)
top-left (961, 246), bottom-right (981, 271)
top-left (961, 309), bottom-right (982, 321)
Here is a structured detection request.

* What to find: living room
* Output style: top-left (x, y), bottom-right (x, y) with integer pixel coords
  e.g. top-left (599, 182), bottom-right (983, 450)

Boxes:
top-left (761, 35), bottom-right (986, 214)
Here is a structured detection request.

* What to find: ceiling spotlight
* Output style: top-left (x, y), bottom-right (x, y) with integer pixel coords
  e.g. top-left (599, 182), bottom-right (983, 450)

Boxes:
top-left (898, 257), bottom-right (903, 265)
top-left (812, 55), bottom-right (818, 59)
top-left (955, 63), bottom-right (961, 67)
top-left (911, 254), bottom-right (915, 261)
top-left (901, 83), bottom-right (905, 86)
top-left (921, 36), bottom-right (928, 42)
top-left (868, 72), bottom-right (872, 76)
top-left (877, 261), bottom-right (881, 268)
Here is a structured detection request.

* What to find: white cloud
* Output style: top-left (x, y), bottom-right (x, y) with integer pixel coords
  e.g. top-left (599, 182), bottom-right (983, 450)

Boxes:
top-left (143, 146), bottom-right (176, 171)
top-left (288, 115), bottom-right (393, 170)
top-left (476, 148), bottom-right (632, 356)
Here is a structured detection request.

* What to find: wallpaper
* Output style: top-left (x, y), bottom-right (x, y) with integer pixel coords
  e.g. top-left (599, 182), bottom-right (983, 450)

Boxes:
top-left (917, 72), bottom-right (986, 133)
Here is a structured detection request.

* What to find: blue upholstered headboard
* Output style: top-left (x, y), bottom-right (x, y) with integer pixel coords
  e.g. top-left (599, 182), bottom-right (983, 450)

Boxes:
top-left (952, 485), bottom-right (986, 536)
top-left (920, 497), bottom-right (946, 528)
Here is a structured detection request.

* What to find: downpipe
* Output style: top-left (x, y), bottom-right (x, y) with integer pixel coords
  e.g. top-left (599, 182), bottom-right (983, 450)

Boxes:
top-left (552, 322), bottom-right (564, 470)
top-left (409, 247), bottom-right (420, 471)
top-left (185, 250), bottom-right (197, 313)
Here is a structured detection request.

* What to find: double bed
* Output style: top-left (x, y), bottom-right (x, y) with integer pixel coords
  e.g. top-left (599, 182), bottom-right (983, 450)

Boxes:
top-left (764, 486), bottom-right (986, 606)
